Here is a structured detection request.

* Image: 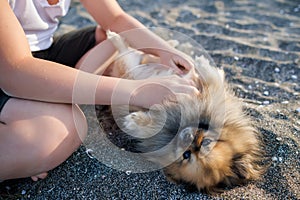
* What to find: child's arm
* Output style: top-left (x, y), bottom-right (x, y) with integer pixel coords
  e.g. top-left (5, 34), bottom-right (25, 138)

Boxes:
top-left (0, 0), bottom-right (197, 108)
top-left (80, 0), bottom-right (193, 74)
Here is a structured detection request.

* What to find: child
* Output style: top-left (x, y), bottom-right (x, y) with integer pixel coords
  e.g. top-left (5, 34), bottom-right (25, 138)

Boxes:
top-left (0, 0), bottom-right (197, 181)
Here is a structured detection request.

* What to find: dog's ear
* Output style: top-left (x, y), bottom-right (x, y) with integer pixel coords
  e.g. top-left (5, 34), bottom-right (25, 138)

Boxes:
top-left (231, 153), bottom-right (249, 180)
top-left (225, 153), bottom-right (262, 187)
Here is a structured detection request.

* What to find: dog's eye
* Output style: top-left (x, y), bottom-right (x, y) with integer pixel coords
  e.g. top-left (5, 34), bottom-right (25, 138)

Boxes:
top-left (201, 138), bottom-right (212, 147)
top-left (198, 123), bottom-right (209, 130)
top-left (182, 150), bottom-right (191, 160)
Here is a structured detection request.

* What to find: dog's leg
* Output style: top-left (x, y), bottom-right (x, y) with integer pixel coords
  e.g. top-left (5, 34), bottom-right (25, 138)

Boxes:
top-left (141, 54), bottom-right (160, 64)
top-left (106, 30), bottom-right (143, 78)
top-left (106, 30), bottom-right (129, 53)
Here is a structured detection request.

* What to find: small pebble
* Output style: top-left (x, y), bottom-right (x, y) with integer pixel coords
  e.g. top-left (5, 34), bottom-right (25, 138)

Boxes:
top-left (296, 108), bottom-right (300, 113)
top-left (293, 124), bottom-right (300, 131)
top-left (263, 91), bottom-right (269, 96)
top-left (21, 190), bottom-right (26, 195)
top-left (47, 186), bottom-right (55, 192)
top-left (272, 156), bottom-right (278, 162)
top-left (86, 149), bottom-right (95, 159)
top-left (272, 156), bottom-right (283, 163)
top-left (125, 170), bottom-right (132, 175)
top-left (274, 67), bottom-right (280, 72)
top-left (276, 137), bottom-right (282, 141)
top-left (281, 101), bottom-right (289, 104)
top-left (248, 85), bottom-right (253, 89)
top-left (234, 56), bottom-right (239, 61)
top-left (263, 100), bottom-right (270, 105)
top-left (291, 75), bottom-right (297, 80)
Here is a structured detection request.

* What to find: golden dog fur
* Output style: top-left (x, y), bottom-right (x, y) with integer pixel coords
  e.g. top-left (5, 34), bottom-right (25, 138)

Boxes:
top-left (104, 31), bottom-right (263, 193)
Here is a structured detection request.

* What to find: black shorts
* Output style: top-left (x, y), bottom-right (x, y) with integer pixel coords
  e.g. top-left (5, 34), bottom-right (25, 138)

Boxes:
top-left (0, 26), bottom-right (96, 114)
top-left (0, 89), bottom-right (10, 114)
top-left (32, 26), bottom-right (96, 67)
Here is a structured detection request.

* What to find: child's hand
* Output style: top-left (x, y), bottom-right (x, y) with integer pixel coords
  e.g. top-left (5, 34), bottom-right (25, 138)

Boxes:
top-left (126, 75), bottom-right (199, 108)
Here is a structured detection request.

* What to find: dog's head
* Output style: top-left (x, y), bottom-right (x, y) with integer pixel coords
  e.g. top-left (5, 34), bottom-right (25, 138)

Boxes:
top-left (161, 98), bottom-right (263, 192)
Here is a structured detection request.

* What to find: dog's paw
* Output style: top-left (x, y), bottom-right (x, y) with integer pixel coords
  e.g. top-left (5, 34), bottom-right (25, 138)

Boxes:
top-left (106, 30), bottom-right (129, 53)
top-left (123, 112), bottom-right (153, 138)
top-left (124, 112), bottom-right (141, 130)
top-left (178, 127), bottom-right (195, 148)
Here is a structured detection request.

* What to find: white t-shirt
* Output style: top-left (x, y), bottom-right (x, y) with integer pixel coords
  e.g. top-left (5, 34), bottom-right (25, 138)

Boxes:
top-left (8, 0), bottom-right (71, 51)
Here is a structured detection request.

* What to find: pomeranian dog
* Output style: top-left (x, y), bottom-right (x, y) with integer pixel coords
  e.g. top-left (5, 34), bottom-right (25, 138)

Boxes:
top-left (104, 31), bottom-right (263, 193)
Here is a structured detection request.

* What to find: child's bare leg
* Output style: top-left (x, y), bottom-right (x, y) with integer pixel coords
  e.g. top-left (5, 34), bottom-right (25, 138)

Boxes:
top-left (0, 98), bottom-right (87, 181)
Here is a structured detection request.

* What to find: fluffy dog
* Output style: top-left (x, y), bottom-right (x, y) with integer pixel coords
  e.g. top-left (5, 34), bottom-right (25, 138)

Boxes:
top-left (104, 31), bottom-right (263, 193)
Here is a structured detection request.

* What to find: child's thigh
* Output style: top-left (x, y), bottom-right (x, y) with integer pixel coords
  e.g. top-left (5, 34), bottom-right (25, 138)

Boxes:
top-left (2, 98), bottom-right (84, 125)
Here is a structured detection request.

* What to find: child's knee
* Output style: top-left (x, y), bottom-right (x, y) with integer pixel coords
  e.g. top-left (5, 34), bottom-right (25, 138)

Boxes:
top-left (70, 105), bottom-right (88, 145)
top-left (56, 104), bottom-right (88, 148)
top-left (37, 104), bottom-right (87, 157)
top-left (33, 106), bottom-right (88, 171)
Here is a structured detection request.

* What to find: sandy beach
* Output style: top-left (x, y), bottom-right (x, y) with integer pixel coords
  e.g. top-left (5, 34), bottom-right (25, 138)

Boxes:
top-left (1, 0), bottom-right (299, 199)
